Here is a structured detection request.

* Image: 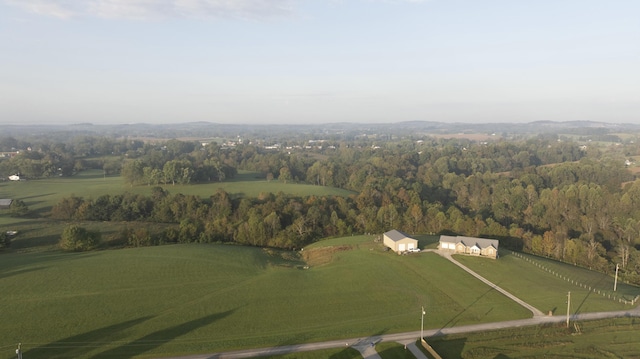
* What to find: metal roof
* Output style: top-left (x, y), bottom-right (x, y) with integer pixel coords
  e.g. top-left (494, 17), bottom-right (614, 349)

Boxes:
top-left (384, 229), bottom-right (414, 242)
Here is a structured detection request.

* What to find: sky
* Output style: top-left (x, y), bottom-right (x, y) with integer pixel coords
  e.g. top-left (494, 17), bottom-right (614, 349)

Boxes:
top-left (0, 0), bottom-right (639, 126)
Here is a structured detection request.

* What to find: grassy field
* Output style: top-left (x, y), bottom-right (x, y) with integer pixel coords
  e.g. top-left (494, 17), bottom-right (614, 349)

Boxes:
top-left (0, 236), bottom-right (532, 359)
top-left (0, 169), bottom-right (355, 251)
top-left (454, 250), bottom-right (640, 313)
top-left (0, 170), bottom-right (354, 216)
top-left (427, 317), bottom-right (640, 359)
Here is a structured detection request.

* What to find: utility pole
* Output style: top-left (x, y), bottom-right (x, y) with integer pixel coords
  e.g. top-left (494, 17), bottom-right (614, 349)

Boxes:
top-left (16, 343), bottom-right (22, 359)
top-left (614, 263), bottom-right (619, 292)
top-left (566, 291), bottom-right (571, 328)
top-left (421, 306), bottom-right (426, 342)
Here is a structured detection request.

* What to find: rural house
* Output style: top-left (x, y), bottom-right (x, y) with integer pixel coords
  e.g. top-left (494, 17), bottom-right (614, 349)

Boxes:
top-left (439, 235), bottom-right (499, 259)
top-left (383, 230), bottom-right (418, 253)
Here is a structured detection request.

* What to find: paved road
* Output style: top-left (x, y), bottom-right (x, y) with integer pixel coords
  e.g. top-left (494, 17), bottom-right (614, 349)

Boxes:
top-left (162, 250), bottom-right (639, 358)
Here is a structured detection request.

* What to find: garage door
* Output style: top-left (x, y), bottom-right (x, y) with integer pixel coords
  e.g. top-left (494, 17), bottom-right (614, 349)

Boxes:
top-left (398, 244), bottom-right (405, 251)
top-left (407, 243), bottom-right (415, 250)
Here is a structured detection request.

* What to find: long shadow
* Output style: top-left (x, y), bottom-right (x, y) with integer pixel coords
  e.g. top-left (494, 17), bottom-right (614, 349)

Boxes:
top-left (16, 192), bottom-right (57, 200)
top-left (0, 266), bottom-right (46, 280)
top-left (434, 285), bottom-right (498, 335)
top-left (574, 274), bottom-right (608, 314)
top-left (92, 309), bottom-right (236, 359)
top-left (428, 336), bottom-right (467, 359)
top-left (25, 316), bottom-right (153, 359)
top-left (0, 251), bottom-right (97, 275)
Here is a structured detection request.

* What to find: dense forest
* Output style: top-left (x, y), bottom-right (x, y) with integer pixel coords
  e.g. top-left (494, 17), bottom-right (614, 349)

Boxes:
top-left (2, 124), bottom-right (640, 284)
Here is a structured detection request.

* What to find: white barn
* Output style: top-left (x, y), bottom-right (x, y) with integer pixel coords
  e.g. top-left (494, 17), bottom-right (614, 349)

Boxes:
top-left (383, 230), bottom-right (418, 253)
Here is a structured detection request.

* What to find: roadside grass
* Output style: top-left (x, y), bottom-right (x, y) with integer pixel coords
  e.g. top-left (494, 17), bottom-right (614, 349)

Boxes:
top-left (376, 342), bottom-right (416, 359)
top-left (427, 317), bottom-right (640, 359)
top-left (0, 237), bottom-right (531, 359)
top-left (261, 347), bottom-right (361, 359)
top-left (454, 250), bottom-right (640, 314)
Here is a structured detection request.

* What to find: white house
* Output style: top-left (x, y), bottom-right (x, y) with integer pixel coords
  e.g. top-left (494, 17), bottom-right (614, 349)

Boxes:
top-left (439, 235), bottom-right (499, 259)
top-left (8, 175), bottom-right (20, 181)
top-left (383, 230), bottom-right (418, 253)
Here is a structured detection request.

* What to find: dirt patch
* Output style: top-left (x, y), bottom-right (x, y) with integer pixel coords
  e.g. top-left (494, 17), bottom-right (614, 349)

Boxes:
top-left (302, 245), bottom-right (352, 267)
top-left (262, 248), bottom-right (304, 268)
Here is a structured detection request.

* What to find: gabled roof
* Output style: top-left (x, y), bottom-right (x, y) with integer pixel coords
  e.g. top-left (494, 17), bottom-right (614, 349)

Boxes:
top-left (440, 235), bottom-right (498, 249)
top-left (0, 199), bottom-right (13, 208)
top-left (384, 229), bottom-right (414, 242)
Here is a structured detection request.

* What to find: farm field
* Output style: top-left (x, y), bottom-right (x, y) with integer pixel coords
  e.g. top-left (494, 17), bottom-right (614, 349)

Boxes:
top-left (427, 317), bottom-right (640, 359)
top-left (0, 236), bottom-right (532, 359)
top-left (454, 250), bottom-right (640, 314)
top-left (0, 169), bottom-right (354, 251)
top-left (0, 170), bottom-right (353, 215)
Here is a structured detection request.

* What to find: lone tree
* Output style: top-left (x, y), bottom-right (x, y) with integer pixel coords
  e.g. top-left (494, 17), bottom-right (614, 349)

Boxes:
top-left (60, 224), bottom-right (100, 251)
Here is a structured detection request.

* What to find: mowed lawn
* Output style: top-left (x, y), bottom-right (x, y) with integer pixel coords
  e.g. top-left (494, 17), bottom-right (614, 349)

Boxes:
top-left (0, 237), bottom-right (531, 359)
top-left (454, 250), bottom-right (640, 314)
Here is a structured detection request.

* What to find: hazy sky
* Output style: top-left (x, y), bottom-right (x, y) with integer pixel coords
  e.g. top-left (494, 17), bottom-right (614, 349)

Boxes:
top-left (1, 0), bottom-right (639, 125)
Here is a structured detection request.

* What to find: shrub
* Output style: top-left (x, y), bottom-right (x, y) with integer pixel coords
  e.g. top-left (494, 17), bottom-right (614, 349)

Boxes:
top-left (59, 224), bottom-right (100, 251)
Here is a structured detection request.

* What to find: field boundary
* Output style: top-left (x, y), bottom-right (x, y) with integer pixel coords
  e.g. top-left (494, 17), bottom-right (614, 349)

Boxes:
top-left (509, 250), bottom-right (640, 306)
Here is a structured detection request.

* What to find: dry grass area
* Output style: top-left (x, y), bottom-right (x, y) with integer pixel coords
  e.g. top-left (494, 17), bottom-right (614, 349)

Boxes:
top-left (301, 245), bottom-right (352, 267)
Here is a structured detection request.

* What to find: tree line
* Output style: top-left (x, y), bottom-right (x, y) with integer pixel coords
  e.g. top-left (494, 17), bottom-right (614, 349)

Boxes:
top-left (5, 133), bottom-right (640, 284)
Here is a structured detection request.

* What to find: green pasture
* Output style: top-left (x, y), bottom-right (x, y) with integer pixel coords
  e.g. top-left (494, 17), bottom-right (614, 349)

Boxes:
top-left (454, 250), bottom-right (640, 314)
top-left (427, 317), bottom-right (640, 359)
top-left (0, 236), bottom-right (531, 359)
top-left (261, 347), bottom-right (361, 359)
top-left (0, 169), bottom-right (354, 251)
top-left (0, 169), bottom-right (353, 217)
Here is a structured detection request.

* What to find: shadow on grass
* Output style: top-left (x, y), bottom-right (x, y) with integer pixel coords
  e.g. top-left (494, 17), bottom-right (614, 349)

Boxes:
top-left (16, 192), bottom-right (57, 200)
top-left (0, 266), bottom-right (46, 280)
top-left (574, 274), bottom-right (607, 315)
top-left (436, 285), bottom-right (497, 333)
top-left (0, 251), bottom-right (97, 274)
top-left (377, 343), bottom-right (416, 359)
top-left (92, 309), bottom-right (236, 358)
top-left (25, 316), bottom-right (153, 359)
top-left (328, 347), bottom-right (362, 359)
top-left (427, 336), bottom-right (467, 359)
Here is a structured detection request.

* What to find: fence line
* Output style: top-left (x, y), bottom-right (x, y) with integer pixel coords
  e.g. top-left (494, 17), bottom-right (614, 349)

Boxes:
top-left (508, 250), bottom-right (638, 306)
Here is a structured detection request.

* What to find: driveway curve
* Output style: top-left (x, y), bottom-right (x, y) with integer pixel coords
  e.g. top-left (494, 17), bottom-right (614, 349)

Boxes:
top-left (434, 250), bottom-right (546, 317)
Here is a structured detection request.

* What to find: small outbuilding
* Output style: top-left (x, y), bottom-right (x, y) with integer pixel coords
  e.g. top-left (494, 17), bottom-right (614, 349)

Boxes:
top-left (383, 230), bottom-right (418, 253)
top-left (0, 199), bottom-right (13, 209)
top-left (439, 235), bottom-right (499, 259)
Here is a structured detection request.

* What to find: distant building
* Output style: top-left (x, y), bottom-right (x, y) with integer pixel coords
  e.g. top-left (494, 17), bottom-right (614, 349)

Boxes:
top-left (8, 175), bottom-right (20, 181)
top-left (383, 230), bottom-right (418, 253)
top-left (439, 235), bottom-right (499, 259)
